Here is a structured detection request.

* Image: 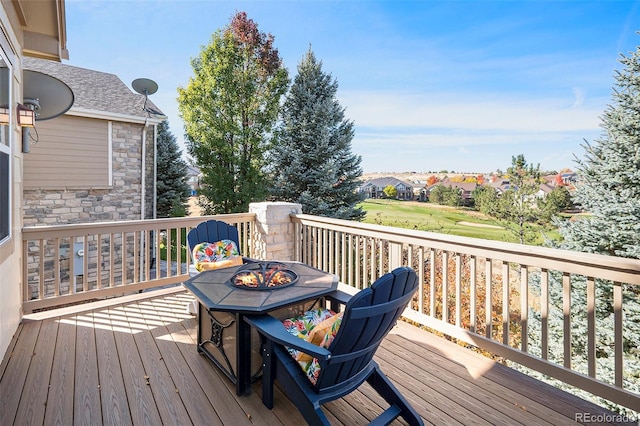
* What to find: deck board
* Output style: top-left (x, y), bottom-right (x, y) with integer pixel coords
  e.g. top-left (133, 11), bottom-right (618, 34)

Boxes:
top-left (44, 315), bottom-right (76, 425)
top-left (0, 288), bottom-right (631, 426)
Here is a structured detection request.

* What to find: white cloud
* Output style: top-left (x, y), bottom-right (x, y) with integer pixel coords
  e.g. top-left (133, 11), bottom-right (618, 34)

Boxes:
top-left (340, 90), bottom-right (607, 133)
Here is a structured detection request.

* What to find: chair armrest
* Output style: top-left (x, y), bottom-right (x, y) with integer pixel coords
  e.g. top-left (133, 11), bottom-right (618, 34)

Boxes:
top-left (245, 314), bottom-right (332, 360)
top-left (323, 289), bottom-right (352, 313)
top-left (324, 289), bottom-right (352, 305)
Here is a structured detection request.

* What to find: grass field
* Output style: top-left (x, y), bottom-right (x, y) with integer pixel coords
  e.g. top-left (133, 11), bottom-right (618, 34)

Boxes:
top-left (359, 199), bottom-right (560, 244)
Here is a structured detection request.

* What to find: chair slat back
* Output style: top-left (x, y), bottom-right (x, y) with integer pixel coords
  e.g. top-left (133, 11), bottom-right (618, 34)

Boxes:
top-left (315, 267), bottom-right (418, 390)
top-left (187, 220), bottom-right (241, 254)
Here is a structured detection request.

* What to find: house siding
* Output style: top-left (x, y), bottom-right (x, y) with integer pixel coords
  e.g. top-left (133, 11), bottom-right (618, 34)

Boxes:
top-left (24, 115), bottom-right (109, 188)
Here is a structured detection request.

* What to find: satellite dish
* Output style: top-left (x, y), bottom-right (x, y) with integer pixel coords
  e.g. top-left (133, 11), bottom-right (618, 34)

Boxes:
top-left (23, 70), bottom-right (74, 121)
top-left (132, 78), bottom-right (158, 96)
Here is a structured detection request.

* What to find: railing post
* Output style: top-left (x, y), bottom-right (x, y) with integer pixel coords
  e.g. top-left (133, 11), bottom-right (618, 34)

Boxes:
top-left (389, 242), bottom-right (402, 271)
top-left (249, 202), bottom-right (302, 261)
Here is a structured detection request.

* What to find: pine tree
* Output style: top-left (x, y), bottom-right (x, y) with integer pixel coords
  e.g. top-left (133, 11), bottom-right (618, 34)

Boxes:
top-left (269, 48), bottom-right (364, 220)
top-left (557, 42), bottom-right (640, 258)
top-left (526, 40), bottom-right (640, 414)
top-left (488, 155), bottom-right (544, 244)
top-left (155, 120), bottom-right (190, 218)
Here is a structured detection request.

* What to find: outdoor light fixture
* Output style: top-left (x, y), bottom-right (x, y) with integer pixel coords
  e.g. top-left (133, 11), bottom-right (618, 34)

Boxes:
top-left (0, 107), bottom-right (8, 125)
top-left (17, 103), bottom-right (35, 127)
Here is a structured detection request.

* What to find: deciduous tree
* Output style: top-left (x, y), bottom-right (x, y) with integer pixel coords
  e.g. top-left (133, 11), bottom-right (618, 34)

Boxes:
top-left (178, 12), bottom-right (288, 214)
top-left (383, 185), bottom-right (397, 199)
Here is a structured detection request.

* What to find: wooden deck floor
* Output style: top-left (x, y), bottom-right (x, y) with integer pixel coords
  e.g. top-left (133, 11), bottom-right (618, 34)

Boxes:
top-left (0, 287), bottom-right (628, 425)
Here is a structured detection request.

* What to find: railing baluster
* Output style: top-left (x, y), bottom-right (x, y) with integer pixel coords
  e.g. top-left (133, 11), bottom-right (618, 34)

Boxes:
top-left (502, 261), bottom-right (509, 346)
top-left (455, 253), bottom-right (462, 328)
top-left (520, 265), bottom-right (528, 352)
top-left (442, 251), bottom-right (448, 323)
top-left (97, 233), bottom-right (103, 288)
top-left (587, 276), bottom-right (596, 378)
top-left (418, 246), bottom-right (425, 315)
top-left (372, 238), bottom-right (378, 282)
top-left (485, 258), bottom-right (492, 339)
top-left (429, 248), bottom-right (436, 317)
top-left (613, 281), bottom-right (623, 387)
top-left (563, 272), bottom-right (572, 369)
top-left (541, 268), bottom-right (549, 360)
top-left (110, 232), bottom-right (116, 288)
top-left (362, 237), bottom-right (369, 287)
top-left (82, 234), bottom-right (90, 291)
top-left (53, 238), bottom-right (60, 297)
top-left (470, 255), bottom-right (476, 333)
top-left (134, 230), bottom-right (140, 283)
top-left (355, 236), bottom-right (361, 289)
top-left (341, 232), bottom-right (346, 283)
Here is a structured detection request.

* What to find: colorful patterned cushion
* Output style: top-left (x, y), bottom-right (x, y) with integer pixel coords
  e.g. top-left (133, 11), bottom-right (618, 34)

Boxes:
top-left (192, 240), bottom-right (241, 272)
top-left (282, 308), bottom-right (343, 384)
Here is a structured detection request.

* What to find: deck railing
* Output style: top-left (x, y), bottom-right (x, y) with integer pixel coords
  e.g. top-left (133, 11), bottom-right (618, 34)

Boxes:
top-left (20, 210), bottom-right (640, 412)
top-left (290, 213), bottom-right (640, 412)
top-left (21, 213), bottom-right (255, 313)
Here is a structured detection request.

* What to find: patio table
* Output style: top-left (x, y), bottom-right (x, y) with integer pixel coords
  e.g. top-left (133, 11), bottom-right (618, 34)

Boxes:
top-left (182, 261), bottom-right (338, 395)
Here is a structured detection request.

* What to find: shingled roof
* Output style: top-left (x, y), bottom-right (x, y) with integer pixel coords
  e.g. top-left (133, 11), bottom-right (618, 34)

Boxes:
top-left (23, 58), bottom-right (165, 120)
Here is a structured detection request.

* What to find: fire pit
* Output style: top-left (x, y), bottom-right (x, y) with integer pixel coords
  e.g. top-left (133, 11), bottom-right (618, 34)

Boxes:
top-left (229, 261), bottom-right (298, 290)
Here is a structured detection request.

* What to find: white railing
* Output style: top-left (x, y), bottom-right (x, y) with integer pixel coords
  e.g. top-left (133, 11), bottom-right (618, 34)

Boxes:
top-left (21, 213), bottom-right (255, 313)
top-left (291, 213), bottom-right (640, 412)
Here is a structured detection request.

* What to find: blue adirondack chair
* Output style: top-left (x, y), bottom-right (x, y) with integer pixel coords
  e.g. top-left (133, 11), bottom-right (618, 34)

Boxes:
top-left (246, 266), bottom-right (424, 426)
top-left (187, 219), bottom-right (247, 276)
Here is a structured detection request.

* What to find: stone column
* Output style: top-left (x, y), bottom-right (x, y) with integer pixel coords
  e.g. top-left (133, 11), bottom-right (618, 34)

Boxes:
top-left (249, 202), bottom-right (302, 261)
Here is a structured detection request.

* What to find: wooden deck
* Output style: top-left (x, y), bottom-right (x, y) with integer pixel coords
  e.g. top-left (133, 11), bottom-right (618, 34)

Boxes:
top-left (0, 287), bottom-right (629, 426)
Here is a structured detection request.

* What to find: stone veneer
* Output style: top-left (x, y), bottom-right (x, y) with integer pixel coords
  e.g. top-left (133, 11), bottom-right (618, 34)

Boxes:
top-left (249, 202), bottom-right (302, 261)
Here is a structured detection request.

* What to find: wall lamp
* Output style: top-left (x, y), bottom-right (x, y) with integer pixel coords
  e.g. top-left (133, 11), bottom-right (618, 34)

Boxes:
top-left (17, 103), bottom-right (35, 127)
top-left (0, 104), bottom-right (36, 127)
top-left (0, 107), bottom-right (9, 125)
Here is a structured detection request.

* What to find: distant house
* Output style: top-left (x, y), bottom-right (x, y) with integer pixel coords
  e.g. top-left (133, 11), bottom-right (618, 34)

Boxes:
top-left (186, 165), bottom-right (201, 196)
top-left (489, 178), bottom-right (511, 195)
top-left (423, 179), bottom-right (478, 205)
top-left (536, 183), bottom-right (555, 199)
top-left (22, 58), bottom-right (166, 226)
top-left (359, 177), bottom-right (415, 200)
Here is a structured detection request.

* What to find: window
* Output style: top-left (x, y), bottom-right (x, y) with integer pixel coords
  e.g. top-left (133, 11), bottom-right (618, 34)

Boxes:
top-left (0, 56), bottom-right (10, 244)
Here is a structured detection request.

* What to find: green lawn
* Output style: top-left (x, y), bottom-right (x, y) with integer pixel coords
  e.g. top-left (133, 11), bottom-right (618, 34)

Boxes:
top-left (359, 199), bottom-right (561, 245)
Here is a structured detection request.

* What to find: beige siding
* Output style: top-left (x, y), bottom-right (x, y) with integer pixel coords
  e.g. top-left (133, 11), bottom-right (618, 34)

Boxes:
top-left (24, 115), bottom-right (109, 188)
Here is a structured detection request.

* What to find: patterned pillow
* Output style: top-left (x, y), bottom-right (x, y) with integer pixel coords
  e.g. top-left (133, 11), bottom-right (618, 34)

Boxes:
top-left (192, 240), bottom-right (241, 272)
top-left (282, 308), bottom-right (343, 384)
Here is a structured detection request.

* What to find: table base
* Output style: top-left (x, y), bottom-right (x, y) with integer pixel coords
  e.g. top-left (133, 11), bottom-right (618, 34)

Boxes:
top-left (197, 300), bottom-right (317, 395)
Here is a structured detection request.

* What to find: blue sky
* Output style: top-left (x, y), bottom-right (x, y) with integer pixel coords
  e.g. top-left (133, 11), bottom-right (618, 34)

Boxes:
top-left (65, 1), bottom-right (640, 174)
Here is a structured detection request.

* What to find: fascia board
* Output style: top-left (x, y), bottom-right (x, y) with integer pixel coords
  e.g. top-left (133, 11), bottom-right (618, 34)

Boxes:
top-left (67, 106), bottom-right (166, 125)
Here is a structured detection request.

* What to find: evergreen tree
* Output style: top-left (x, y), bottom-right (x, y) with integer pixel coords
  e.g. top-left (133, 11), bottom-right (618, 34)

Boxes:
top-left (155, 120), bottom-right (190, 218)
top-left (269, 48), bottom-right (364, 220)
top-left (177, 12), bottom-right (288, 214)
top-left (557, 43), bottom-right (640, 259)
top-left (525, 40), bottom-right (640, 414)
top-left (487, 155), bottom-right (543, 244)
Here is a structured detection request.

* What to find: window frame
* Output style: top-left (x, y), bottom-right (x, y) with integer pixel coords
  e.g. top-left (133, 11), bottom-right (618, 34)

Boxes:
top-left (0, 51), bottom-right (12, 247)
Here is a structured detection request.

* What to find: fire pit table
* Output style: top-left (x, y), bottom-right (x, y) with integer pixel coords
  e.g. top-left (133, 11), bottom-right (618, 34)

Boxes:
top-left (182, 261), bottom-right (338, 396)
